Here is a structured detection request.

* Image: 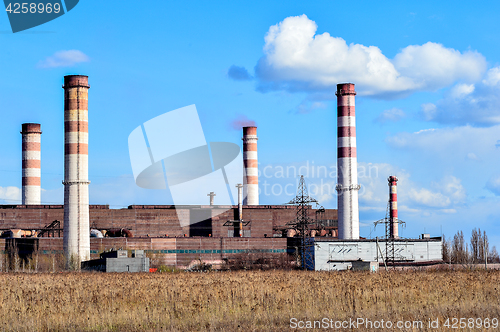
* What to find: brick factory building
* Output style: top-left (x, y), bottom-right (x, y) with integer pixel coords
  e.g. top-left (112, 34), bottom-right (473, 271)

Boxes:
top-left (0, 204), bottom-right (338, 268)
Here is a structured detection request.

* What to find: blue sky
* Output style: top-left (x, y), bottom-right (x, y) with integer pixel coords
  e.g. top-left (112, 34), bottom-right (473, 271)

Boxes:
top-left (1, 1), bottom-right (500, 247)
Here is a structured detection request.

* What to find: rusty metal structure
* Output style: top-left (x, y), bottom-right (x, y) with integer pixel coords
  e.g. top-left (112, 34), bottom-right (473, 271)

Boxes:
top-left (21, 123), bottom-right (42, 205)
top-left (63, 75), bottom-right (91, 265)
top-left (243, 126), bottom-right (258, 205)
top-left (37, 220), bottom-right (62, 238)
top-left (336, 83), bottom-right (360, 240)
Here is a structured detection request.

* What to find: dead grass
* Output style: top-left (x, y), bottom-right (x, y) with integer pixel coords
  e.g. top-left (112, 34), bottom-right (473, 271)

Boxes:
top-left (0, 270), bottom-right (499, 331)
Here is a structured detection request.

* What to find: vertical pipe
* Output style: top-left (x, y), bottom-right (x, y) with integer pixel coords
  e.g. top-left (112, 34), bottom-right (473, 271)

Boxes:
top-left (208, 192), bottom-right (215, 206)
top-left (243, 126), bottom-right (258, 205)
top-left (336, 83), bottom-right (360, 240)
top-left (236, 184), bottom-right (243, 221)
top-left (21, 123), bottom-right (41, 205)
top-left (63, 75), bottom-right (90, 265)
top-left (236, 183), bottom-right (243, 237)
top-left (388, 176), bottom-right (399, 239)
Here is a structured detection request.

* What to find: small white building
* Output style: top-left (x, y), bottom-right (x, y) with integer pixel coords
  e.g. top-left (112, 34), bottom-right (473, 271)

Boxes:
top-left (314, 237), bottom-right (442, 271)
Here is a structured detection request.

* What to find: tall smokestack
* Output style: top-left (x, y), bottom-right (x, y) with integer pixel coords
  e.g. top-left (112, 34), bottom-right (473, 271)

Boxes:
top-left (336, 83), bottom-right (360, 239)
top-left (243, 126), bottom-right (258, 205)
top-left (21, 123), bottom-right (41, 205)
top-left (63, 75), bottom-right (90, 265)
top-left (388, 176), bottom-right (399, 239)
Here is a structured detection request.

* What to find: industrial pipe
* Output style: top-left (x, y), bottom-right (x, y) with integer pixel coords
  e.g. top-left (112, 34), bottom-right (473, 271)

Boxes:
top-left (21, 123), bottom-right (42, 205)
top-left (243, 126), bottom-right (258, 205)
top-left (63, 75), bottom-right (91, 263)
top-left (335, 83), bottom-right (360, 240)
top-left (388, 176), bottom-right (399, 239)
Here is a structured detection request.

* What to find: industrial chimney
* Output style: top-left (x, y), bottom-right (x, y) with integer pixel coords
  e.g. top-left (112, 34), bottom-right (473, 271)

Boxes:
top-left (336, 83), bottom-right (360, 239)
top-left (63, 75), bottom-right (90, 265)
top-left (21, 123), bottom-right (41, 205)
top-left (388, 176), bottom-right (399, 239)
top-left (243, 126), bottom-right (258, 205)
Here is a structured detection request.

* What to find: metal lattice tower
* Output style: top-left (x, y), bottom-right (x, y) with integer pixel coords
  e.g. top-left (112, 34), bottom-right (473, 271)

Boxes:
top-left (286, 176), bottom-right (322, 270)
top-left (374, 178), bottom-right (405, 266)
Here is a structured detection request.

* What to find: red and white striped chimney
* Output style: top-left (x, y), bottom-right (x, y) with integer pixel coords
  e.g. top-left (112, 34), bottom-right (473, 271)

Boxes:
top-left (243, 126), bottom-right (258, 205)
top-left (21, 123), bottom-right (41, 205)
top-left (63, 75), bottom-right (90, 264)
top-left (336, 83), bottom-right (360, 240)
top-left (388, 176), bottom-right (399, 239)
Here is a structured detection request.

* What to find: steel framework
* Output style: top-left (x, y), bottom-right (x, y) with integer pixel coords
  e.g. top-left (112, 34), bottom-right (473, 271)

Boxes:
top-left (286, 176), bottom-right (323, 270)
top-left (374, 202), bottom-right (405, 266)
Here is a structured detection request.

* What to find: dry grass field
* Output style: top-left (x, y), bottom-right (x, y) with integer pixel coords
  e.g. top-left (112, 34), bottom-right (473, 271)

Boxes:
top-left (0, 270), bottom-right (499, 331)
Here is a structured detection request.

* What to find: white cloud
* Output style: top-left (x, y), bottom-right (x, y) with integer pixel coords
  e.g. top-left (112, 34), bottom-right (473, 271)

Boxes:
top-left (449, 83), bottom-right (475, 99)
top-left (403, 176), bottom-right (465, 209)
top-left (436, 175), bottom-right (466, 204)
top-left (408, 187), bottom-right (450, 208)
top-left (0, 186), bottom-right (21, 203)
top-left (386, 125), bottom-right (500, 167)
top-left (420, 66), bottom-right (500, 126)
top-left (393, 43), bottom-right (485, 91)
top-left (38, 50), bottom-right (90, 68)
top-left (486, 175), bottom-right (500, 196)
top-left (483, 67), bottom-right (500, 87)
top-left (375, 108), bottom-right (406, 123)
top-left (357, 162), bottom-right (466, 211)
top-left (254, 15), bottom-right (487, 98)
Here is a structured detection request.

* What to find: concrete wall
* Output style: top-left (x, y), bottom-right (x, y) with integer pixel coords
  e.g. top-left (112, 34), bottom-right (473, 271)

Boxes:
top-left (0, 237), bottom-right (288, 269)
top-left (105, 257), bottom-right (149, 272)
top-left (314, 239), bottom-right (442, 271)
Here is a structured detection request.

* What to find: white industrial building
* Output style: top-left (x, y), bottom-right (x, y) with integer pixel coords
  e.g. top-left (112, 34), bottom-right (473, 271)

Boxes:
top-left (314, 237), bottom-right (442, 271)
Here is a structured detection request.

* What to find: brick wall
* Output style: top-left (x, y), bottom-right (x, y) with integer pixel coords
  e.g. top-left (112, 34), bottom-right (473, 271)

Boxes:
top-left (1, 204), bottom-right (337, 238)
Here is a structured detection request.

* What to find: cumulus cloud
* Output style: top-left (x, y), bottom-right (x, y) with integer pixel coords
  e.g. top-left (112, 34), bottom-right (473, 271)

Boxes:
top-left (357, 162), bottom-right (465, 212)
top-left (358, 162), bottom-right (409, 207)
top-left (0, 186), bottom-right (21, 203)
top-left (419, 66), bottom-right (500, 126)
top-left (404, 176), bottom-right (465, 209)
top-left (229, 114), bottom-right (256, 130)
top-left (228, 65), bottom-right (253, 81)
top-left (375, 108), bottom-right (406, 123)
top-left (38, 50), bottom-right (90, 68)
top-left (408, 187), bottom-right (450, 208)
top-left (254, 15), bottom-right (486, 98)
top-left (483, 67), bottom-right (500, 86)
top-left (434, 175), bottom-right (466, 204)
